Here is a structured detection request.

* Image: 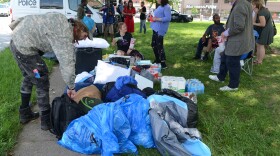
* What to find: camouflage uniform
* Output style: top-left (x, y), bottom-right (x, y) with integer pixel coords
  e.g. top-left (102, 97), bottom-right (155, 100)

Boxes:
top-left (9, 13), bottom-right (76, 111)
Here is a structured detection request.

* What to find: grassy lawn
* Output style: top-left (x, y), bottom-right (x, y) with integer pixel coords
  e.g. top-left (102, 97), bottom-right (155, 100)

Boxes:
top-left (1, 22), bottom-right (280, 155)
top-left (0, 48), bottom-right (56, 154)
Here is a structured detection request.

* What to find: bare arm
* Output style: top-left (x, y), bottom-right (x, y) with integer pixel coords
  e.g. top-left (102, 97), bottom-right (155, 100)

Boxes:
top-left (253, 16), bottom-right (266, 27)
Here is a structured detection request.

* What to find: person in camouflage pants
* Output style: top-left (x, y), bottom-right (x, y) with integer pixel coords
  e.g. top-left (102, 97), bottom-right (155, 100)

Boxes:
top-left (9, 13), bottom-right (89, 130)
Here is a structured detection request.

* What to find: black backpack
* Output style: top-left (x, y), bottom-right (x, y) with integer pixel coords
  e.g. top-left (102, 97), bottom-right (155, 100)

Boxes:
top-left (50, 94), bottom-right (87, 139)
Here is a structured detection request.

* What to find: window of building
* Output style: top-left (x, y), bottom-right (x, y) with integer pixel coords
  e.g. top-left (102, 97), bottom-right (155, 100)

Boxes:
top-left (214, 0), bottom-right (218, 3)
top-left (205, 0), bottom-right (210, 3)
top-left (224, 0), bottom-right (229, 3)
top-left (40, 0), bottom-right (63, 9)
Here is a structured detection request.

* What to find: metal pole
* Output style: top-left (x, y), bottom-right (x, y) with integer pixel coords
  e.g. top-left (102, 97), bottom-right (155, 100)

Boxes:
top-left (211, 0), bottom-right (214, 17)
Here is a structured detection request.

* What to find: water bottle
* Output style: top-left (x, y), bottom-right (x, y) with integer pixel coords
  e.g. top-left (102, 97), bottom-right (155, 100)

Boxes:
top-left (158, 63), bottom-right (161, 73)
top-left (33, 69), bottom-right (40, 78)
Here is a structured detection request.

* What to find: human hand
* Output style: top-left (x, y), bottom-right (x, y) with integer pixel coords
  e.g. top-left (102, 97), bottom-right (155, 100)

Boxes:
top-left (152, 17), bottom-right (160, 21)
top-left (127, 49), bottom-right (132, 55)
top-left (221, 32), bottom-right (226, 40)
top-left (67, 89), bottom-right (76, 99)
top-left (253, 8), bottom-right (259, 14)
top-left (202, 36), bottom-right (206, 43)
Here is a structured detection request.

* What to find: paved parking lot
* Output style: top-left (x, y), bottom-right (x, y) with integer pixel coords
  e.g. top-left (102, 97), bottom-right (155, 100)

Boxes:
top-left (0, 16), bottom-right (12, 51)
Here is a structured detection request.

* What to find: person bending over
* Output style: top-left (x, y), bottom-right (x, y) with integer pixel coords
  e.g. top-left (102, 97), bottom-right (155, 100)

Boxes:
top-left (9, 13), bottom-right (88, 130)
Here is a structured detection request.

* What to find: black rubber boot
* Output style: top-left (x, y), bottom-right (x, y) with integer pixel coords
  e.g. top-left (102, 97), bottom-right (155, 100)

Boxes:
top-left (19, 107), bottom-right (40, 124)
top-left (41, 113), bottom-right (51, 131)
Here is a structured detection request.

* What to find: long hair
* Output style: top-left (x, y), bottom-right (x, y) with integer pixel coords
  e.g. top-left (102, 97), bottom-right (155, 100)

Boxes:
top-left (252, 0), bottom-right (265, 10)
top-left (70, 19), bottom-right (89, 43)
top-left (160, 0), bottom-right (169, 6)
top-left (128, 0), bottom-right (133, 9)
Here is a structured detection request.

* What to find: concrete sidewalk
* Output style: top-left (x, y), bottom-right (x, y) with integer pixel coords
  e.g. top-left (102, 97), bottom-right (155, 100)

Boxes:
top-left (13, 66), bottom-right (85, 156)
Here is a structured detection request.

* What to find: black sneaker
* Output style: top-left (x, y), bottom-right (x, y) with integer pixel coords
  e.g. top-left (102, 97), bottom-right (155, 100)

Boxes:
top-left (193, 56), bottom-right (200, 60)
top-left (153, 60), bottom-right (160, 64)
top-left (201, 55), bottom-right (208, 61)
top-left (161, 62), bottom-right (167, 69)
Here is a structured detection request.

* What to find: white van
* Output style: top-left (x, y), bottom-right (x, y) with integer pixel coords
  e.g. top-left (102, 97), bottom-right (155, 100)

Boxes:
top-left (10, 0), bottom-right (103, 34)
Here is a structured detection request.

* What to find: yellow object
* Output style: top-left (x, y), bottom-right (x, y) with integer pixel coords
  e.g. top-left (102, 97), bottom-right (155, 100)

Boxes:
top-left (102, 53), bottom-right (109, 60)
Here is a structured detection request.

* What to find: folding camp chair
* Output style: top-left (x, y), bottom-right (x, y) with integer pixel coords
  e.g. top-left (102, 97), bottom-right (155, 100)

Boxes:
top-left (240, 31), bottom-right (259, 76)
top-left (240, 51), bottom-right (254, 76)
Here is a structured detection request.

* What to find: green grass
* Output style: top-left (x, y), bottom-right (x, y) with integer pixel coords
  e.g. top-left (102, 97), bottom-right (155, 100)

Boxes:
top-left (0, 48), bottom-right (56, 154)
top-left (1, 22), bottom-right (280, 155)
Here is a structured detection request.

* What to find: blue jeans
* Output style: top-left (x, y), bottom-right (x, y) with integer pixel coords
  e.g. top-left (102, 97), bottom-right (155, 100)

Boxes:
top-left (140, 19), bottom-right (146, 33)
top-left (218, 54), bottom-right (241, 88)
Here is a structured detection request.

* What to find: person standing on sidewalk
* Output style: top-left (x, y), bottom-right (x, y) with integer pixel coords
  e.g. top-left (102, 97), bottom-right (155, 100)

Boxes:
top-left (209, 0), bottom-right (254, 91)
top-left (150, 0), bottom-right (171, 69)
top-left (139, 1), bottom-right (147, 34)
top-left (9, 13), bottom-right (88, 130)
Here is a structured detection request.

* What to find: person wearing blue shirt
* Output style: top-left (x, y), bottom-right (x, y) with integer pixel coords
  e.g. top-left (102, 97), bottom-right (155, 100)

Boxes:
top-left (117, 0), bottom-right (124, 22)
top-left (100, 3), bottom-right (115, 41)
top-left (150, 0), bottom-right (171, 69)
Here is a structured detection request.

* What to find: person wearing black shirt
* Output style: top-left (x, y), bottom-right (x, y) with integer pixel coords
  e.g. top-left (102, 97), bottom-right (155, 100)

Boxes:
top-left (139, 1), bottom-right (147, 34)
top-left (112, 22), bottom-right (133, 55)
top-left (193, 14), bottom-right (225, 61)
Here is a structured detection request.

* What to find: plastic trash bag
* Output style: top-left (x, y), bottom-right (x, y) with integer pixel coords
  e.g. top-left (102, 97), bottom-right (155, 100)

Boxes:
top-left (58, 103), bottom-right (137, 155)
top-left (57, 119), bottom-right (101, 154)
top-left (182, 139), bottom-right (211, 156)
top-left (118, 94), bottom-right (155, 148)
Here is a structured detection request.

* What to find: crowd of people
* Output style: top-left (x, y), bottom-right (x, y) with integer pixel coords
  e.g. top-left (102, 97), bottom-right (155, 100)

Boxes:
top-left (194, 0), bottom-right (275, 91)
top-left (8, 0), bottom-right (275, 132)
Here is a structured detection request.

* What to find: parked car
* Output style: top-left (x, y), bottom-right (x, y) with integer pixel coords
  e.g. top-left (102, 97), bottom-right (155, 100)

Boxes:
top-left (171, 9), bottom-right (193, 23)
top-left (0, 4), bottom-right (9, 17)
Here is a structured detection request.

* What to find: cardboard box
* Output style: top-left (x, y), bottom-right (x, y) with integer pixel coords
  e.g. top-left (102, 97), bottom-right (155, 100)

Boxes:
top-left (161, 76), bottom-right (186, 93)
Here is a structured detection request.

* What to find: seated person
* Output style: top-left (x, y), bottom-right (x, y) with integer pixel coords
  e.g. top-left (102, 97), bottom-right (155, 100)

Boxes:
top-left (210, 36), bottom-right (226, 74)
top-left (112, 22), bottom-right (144, 60)
top-left (193, 14), bottom-right (225, 61)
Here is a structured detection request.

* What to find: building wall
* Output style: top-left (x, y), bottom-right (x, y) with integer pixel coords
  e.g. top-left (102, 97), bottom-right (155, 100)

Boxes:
top-left (181, 0), bottom-right (280, 19)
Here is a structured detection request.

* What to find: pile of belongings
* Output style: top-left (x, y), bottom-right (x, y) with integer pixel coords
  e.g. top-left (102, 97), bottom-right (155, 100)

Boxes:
top-left (54, 60), bottom-right (211, 156)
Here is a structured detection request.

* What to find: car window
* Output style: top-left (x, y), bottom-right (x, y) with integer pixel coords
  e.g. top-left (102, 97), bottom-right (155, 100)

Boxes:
top-left (171, 10), bottom-right (178, 14)
top-left (69, 0), bottom-right (80, 11)
top-left (40, 0), bottom-right (63, 9)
